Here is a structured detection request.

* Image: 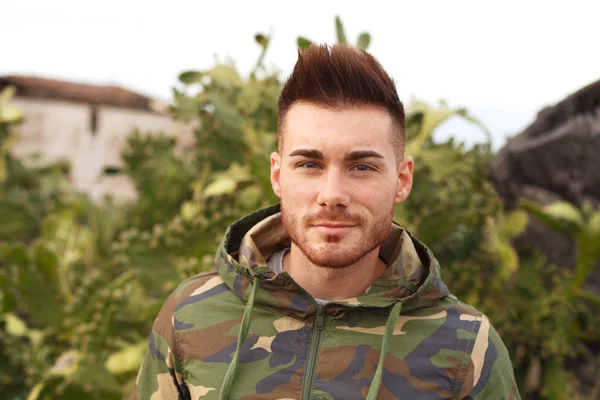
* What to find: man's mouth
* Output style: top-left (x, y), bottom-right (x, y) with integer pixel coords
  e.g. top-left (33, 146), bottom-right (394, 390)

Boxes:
top-left (311, 222), bottom-right (356, 235)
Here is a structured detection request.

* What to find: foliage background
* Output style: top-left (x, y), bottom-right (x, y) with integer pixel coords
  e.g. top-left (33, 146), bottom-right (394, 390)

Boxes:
top-left (1, 18), bottom-right (599, 400)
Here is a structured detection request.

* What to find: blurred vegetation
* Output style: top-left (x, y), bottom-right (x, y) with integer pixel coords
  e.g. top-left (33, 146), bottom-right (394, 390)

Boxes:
top-left (1, 16), bottom-right (599, 400)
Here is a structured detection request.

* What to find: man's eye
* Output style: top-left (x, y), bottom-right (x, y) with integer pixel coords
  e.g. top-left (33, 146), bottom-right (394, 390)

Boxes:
top-left (300, 162), bottom-right (319, 169)
top-left (353, 164), bottom-right (373, 171)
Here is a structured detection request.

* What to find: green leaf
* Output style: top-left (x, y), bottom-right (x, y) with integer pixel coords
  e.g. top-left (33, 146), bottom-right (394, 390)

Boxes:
top-left (0, 105), bottom-right (24, 124)
top-left (126, 251), bottom-right (178, 294)
top-left (178, 70), bottom-right (204, 84)
top-left (17, 258), bottom-right (65, 327)
top-left (203, 176), bottom-right (237, 198)
top-left (0, 273), bottom-right (16, 313)
top-left (203, 92), bottom-right (244, 137)
top-left (171, 87), bottom-right (203, 121)
top-left (572, 229), bottom-right (600, 291)
top-left (3, 244), bottom-right (29, 267)
top-left (543, 201), bottom-right (583, 228)
top-left (104, 340), bottom-right (147, 375)
top-left (224, 163), bottom-right (253, 181)
top-left (0, 159), bottom-right (6, 184)
top-left (335, 16), bottom-right (347, 44)
top-left (255, 33), bottom-right (269, 49)
top-left (406, 100), bottom-right (490, 157)
top-left (577, 289), bottom-right (600, 308)
top-left (500, 210), bottom-right (529, 238)
top-left (496, 243), bottom-right (520, 280)
top-left (238, 184), bottom-right (262, 210)
top-left (356, 33), bottom-right (371, 50)
top-left (0, 85), bottom-right (17, 104)
top-left (4, 313), bottom-right (27, 336)
top-left (49, 350), bottom-right (83, 377)
top-left (481, 211), bottom-right (527, 282)
top-left (519, 199), bottom-right (579, 235)
top-left (33, 243), bottom-right (60, 292)
top-left (180, 201), bottom-right (201, 222)
top-left (413, 144), bottom-right (464, 182)
top-left (206, 65), bottom-right (243, 87)
top-left (202, 163), bottom-right (253, 199)
top-left (72, 362), bottom-right (122, 393)
top-left (589, 210), bottom-right (600, 235)
top-left (297, 36), bottom-right (313, 50)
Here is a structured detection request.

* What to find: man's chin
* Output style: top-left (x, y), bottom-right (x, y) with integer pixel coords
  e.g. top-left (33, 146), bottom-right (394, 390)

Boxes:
top-left (307, 255), bottom-right (357, 269)
top-left (302, 243), bottom-right (364, 269)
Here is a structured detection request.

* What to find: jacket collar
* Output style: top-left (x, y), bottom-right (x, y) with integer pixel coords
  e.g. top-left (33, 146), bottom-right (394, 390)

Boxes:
top-left (215, 204), bottom-right (450, 316)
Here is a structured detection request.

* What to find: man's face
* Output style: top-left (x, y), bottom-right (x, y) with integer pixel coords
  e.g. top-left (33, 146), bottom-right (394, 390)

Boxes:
top-left (270, 102), bottom-right (413, 268)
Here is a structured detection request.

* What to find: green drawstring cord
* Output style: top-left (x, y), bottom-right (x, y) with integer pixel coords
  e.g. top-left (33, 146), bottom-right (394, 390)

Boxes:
top-left (366, 301), bottom-right (403, 400)
top-left (219, 276), bottom-right (259, 400)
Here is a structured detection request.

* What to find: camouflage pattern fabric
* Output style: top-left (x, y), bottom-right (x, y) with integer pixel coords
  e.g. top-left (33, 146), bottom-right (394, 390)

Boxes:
top-left (131, 204), bottom-right (520, 399)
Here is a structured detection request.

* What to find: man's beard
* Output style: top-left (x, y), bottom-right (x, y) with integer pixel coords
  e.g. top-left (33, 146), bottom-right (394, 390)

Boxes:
top-left (280, 203), bottom-right (393, 269)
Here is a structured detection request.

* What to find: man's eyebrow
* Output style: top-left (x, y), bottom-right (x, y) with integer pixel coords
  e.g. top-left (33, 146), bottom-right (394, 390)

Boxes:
top-left (287, 149), bottom-right (384, 161)
top-left (344, 150), bottom-right (384, 161)
top-left (288, 149), bottom-right (324, 159)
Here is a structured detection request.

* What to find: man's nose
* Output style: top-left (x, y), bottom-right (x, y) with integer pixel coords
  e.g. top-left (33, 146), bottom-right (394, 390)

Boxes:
top-left (316, 169), bottom-right (350, 209)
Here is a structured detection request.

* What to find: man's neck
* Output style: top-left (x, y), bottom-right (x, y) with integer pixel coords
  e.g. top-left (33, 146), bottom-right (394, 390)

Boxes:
top-left (282, 244), bottom-right (387, 301)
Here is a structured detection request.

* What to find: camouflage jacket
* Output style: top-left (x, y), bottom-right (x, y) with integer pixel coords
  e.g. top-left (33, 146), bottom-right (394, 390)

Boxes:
top-left (132, 204), bottom-right (520, 399)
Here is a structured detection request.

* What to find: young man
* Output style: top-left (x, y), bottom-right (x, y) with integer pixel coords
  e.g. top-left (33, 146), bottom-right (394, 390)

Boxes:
top-left (132, 45), bottom-right (520, 399)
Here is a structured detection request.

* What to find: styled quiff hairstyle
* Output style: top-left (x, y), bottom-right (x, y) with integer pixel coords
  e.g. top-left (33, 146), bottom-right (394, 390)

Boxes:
top-left (277, 44), bottom-right (406, 157)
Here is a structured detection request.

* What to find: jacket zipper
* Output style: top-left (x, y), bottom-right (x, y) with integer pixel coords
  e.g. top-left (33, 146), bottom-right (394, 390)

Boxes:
top-left (302, 304), bottom-right (325, 400)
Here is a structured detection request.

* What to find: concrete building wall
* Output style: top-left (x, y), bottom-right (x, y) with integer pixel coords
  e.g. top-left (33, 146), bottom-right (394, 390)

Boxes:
top-left (8, 97), bottom-right (194, 203)
top-left (10, 98), bottom-right (90, 164)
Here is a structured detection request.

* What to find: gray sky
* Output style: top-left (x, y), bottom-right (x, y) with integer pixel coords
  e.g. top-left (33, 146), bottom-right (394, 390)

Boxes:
top-left (2, 0), bottom-right (599, 149)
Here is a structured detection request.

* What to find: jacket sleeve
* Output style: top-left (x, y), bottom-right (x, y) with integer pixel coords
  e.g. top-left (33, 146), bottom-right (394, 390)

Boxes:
top-left (459, 315), bottom-right (521, 400)
top-left (129, 289), bottom-right (189, 400)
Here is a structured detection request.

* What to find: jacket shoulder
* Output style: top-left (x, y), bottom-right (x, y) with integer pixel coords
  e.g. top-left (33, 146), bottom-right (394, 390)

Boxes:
top-left (444, 298), bottom-right (520, 399)
top-left (168, 268), bottom-right (223, 308)
top-left (152, 268), bottom-right (222, 329)
top-left (176, 268), bottom-right (220, 293)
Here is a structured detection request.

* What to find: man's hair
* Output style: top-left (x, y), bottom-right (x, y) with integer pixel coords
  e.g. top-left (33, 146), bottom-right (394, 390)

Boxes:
top-left (277, 44), bottom-right (406, 156)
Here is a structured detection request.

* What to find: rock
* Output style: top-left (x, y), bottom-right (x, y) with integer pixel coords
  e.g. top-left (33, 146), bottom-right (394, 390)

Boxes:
top-left (489, 78), bottom-right (600, 293)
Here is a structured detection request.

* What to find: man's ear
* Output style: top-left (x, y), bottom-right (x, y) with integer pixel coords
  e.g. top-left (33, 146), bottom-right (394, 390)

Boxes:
top-left (270, 152), bottom-right (282, 198)
top-left (395, 156), bottom-right (414, 203)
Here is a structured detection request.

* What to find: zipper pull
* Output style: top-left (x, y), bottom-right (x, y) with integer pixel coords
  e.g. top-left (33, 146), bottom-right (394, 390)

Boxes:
top-left (315, 305), bottom-right (325, 329)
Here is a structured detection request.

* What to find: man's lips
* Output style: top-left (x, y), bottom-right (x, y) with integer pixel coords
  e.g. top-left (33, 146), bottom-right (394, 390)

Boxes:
top-left (311, 222), bottom-right (356, 234)
top-left (313, 223), bottom-right (355, 227)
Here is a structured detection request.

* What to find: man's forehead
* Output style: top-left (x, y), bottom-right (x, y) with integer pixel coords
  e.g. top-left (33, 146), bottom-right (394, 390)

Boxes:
top-left (283, 125), bottom-right (394, 155)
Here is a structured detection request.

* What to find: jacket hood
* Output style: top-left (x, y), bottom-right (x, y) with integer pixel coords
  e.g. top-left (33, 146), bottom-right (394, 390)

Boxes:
top-left (214, 204), bottom-right (451, 316)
